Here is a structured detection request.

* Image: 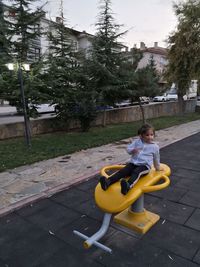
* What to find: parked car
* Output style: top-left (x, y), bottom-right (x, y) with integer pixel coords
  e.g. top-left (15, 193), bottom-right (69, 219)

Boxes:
top-left (166, 93), bottom-right (178, 101)
top-left (153, 94), bottom-right (168, 102)
top-left (115, 100), bottom-right (132, 108)
top-left (36, 103), bottom-right (56, 113)
top-left (96, 105), bottom-right (114, 111)
top-left (140, 96), bottom-right (150, 104)
top-left (115, 97), bottom-right (149, 108)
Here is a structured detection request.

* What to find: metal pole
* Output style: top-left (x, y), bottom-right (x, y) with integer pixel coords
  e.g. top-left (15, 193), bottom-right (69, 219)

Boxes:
top-left (131, 194), bottom-right (144, 213)
top-left (18, 67), bottom-right (31, 148)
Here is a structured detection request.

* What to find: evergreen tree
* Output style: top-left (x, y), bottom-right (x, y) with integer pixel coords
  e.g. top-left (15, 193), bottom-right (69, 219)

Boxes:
top-left (0, 1), bottom-right (12, 63)
top-left (165, 0), bottom-right (200, 106)
top-left (0, 0), bottom-right (12, 103)
top-left (44, 1), bottom-right (99, 132)
top-left (87, 0), bottom-right (128, 107)
top-left (130, 55), bottom-right (160, 123)
top-left (44, 13), bottom-right (82, 128)
top-left (2, 0), bottom-right (46, 116)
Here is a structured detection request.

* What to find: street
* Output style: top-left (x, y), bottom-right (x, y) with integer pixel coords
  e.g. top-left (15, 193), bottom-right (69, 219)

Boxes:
top-left (0, 105), bottom-right (55, 125)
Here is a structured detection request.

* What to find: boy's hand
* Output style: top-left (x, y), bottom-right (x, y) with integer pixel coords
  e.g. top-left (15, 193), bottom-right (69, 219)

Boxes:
top-left (131, 148), bottom-right (142, 154)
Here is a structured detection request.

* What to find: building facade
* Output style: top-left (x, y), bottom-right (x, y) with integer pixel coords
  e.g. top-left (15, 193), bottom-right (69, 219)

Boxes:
top-left (137, 42), bottom-right (168, 75)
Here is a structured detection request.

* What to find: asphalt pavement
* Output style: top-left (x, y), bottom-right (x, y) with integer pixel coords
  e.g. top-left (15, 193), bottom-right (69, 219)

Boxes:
top-left (0, 123), bottom-right (200, 266)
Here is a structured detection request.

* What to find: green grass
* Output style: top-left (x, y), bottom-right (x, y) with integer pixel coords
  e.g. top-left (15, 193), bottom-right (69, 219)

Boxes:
top-left (1, 112), bottom-right (200, 172)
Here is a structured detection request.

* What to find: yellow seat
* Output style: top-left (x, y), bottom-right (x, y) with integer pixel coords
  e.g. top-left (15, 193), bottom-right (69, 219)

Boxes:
top-left (95, 163), bottom-right (171, 214)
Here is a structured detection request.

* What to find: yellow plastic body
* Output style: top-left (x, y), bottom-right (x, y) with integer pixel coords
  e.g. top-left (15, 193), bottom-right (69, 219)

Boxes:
top-left (95, 163), bottom-right (171, 214)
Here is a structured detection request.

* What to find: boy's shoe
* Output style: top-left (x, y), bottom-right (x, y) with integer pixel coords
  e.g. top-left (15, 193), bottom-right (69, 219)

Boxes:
top-left (120, 179), bottom-right (130, 195)
top-left (99, 176), bottom-right (110, 191)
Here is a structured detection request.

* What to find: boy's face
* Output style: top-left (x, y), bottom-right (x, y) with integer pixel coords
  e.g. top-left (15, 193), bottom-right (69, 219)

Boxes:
top-left (141, 129), bottom-right (154, 143)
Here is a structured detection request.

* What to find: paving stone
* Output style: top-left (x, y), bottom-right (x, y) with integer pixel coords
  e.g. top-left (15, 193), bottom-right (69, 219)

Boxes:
top-left (0, 226), bottom-right (65, 267)
top-left (36, 245), bottom-right (103, 267)
top-left (0, 188), bottom-right (6, 196)
top-left (0, 258), bottom-right (8, 267)
top-left (172, 169), bottom-right (200, 180)
top-left (179, 191), bottom-right (200, 208)
top-left (144, 194), bottom-right (160, 209)
top-left (0, 193), bottom-right (15, 209)
top-left (50, 187), bottom-right (92, 208)
top-left (151, 251), bottom-right (200, 266)
top-left (193, 249), bottom-right (200, 265)
top-left (149, 186), bottom-right (187, 202)
top-left (167, 174), bottom-right (182, 186)
top-left (25, 202), bottom-right (81, 232)
top-left (175, 177), bottom-right (200, 193)
top-left (92, 235), bottom-right (162, 267)
top-left (2, 179), bottom-right (35, 194)
top-left (0, 172), bottom-right (18, 187)
top-left (148, 199), bottom-right (194, 224)
top-left (0, 212), bottom-right (67, 267)
top-left (76, 175), bottom-right (99, 192)
top-left (73, 198), bottom-right (103, 221)
top-left (18, 182), bottom-right (47, 195)
top-left (18, 166), bottom-right (44, 176)
top-left (0, 213), bottom-right (35, 245)
top-left (185, 208), bottom-right (200, 231)
top-left (16, 199), bottom-right (54, 217)
top-left (143, 220), bottom-right (200, 260)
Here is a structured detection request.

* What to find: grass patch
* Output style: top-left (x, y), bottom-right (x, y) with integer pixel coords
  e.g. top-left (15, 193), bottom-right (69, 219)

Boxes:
top-left (0, 112), bottom-right (200, 172)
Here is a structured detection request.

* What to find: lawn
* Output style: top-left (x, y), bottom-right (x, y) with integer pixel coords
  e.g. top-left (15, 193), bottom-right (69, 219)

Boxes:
top-left (0, 112), bottom-right (200, 172)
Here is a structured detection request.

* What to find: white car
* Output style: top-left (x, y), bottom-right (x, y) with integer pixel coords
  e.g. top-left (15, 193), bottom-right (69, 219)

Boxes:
top-left (153, 95), bottom-right (168, 102)
top-left (36, 103), bottom-right (56, 113)
top-left (166, 93), bottom-right (178, 101)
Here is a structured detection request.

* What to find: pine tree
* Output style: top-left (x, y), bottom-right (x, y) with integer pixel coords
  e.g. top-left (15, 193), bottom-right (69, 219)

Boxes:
top-left (87, 0), bottom-right (128, 107)
top-left (2, 0), bottom-right (46, 116)
top-left (44, 10), bottom-right (82, 127)
top-left (0, 1), bottom-right (11, 63)
top-left (0, 0), bottom-right (12, 103)
top-left (128, 55), bottom-right (160, 123)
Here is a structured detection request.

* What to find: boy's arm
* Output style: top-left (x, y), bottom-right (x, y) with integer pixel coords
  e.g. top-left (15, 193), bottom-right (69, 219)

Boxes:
top-left (153, 146), bottom-right (161, 171)
top-left (127, 139), bottom-right (142, 155)
top-left (127, 140), bottom-right (136, 154)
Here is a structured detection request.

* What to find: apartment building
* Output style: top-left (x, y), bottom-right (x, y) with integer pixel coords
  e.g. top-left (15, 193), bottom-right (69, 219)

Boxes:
top-left (137, 41), bottom-right (168, 75)
top-left (40, 16), bottom-right (127, 59)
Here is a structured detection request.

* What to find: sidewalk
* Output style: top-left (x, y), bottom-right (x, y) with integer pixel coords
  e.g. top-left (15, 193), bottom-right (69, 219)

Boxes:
top-left (0, 120), bottom-right (200, 216)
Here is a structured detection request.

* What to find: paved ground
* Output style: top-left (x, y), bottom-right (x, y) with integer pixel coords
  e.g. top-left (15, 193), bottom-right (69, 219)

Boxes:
top-left (0, 131), bottom-right (200, 266)
top-left (0, 120), bottom-right (200, 216)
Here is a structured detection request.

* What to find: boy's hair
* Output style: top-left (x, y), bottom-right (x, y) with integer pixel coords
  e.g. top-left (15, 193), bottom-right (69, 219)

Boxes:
top-left (138, 123), bottom-right (155, 136)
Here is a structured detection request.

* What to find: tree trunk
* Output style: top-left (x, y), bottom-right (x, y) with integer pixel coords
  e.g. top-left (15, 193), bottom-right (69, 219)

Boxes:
top-left (139, 99), bottom-right (146, 123)
top-left (178, 94), bottom-right (185, 115)
top-left (102, 109), bottom-right (107, 127)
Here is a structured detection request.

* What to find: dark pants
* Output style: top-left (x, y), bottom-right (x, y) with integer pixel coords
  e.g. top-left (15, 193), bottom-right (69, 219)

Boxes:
top-left (108, 163), bottom-right (149, 186)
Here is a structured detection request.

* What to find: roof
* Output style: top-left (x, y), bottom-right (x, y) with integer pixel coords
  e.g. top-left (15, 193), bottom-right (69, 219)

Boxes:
top-left (143, 46), bottom-right (168, 56)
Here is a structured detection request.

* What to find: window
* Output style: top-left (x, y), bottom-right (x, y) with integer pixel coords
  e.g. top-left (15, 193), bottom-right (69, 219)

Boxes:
top-left (34, 48), bottom-right (41, 60)
top-left (34, 24), bottom-right (40, 33)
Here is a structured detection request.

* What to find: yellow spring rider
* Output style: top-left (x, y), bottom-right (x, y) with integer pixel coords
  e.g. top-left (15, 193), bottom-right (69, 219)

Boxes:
top-left (74, 163), bottom-right (170, 253)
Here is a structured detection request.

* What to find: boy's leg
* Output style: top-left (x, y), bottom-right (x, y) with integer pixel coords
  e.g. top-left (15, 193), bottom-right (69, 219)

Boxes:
top-left (121, 165), bottom-right (149, 195)
top-left (99, 163), bottom-right (134, 191)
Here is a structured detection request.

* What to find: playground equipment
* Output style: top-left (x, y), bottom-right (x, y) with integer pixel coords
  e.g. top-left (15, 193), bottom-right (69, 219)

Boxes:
top-left (74, 163), bottom-right (170, 253)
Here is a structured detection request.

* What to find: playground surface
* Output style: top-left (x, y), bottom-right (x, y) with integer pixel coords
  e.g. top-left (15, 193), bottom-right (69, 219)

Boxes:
top-left (0, 129), bottom-right (200, 266)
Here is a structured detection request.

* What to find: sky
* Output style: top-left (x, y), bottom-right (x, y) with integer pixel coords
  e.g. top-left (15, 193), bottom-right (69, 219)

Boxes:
top-left (41, 0), bottom-right (178, 49)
